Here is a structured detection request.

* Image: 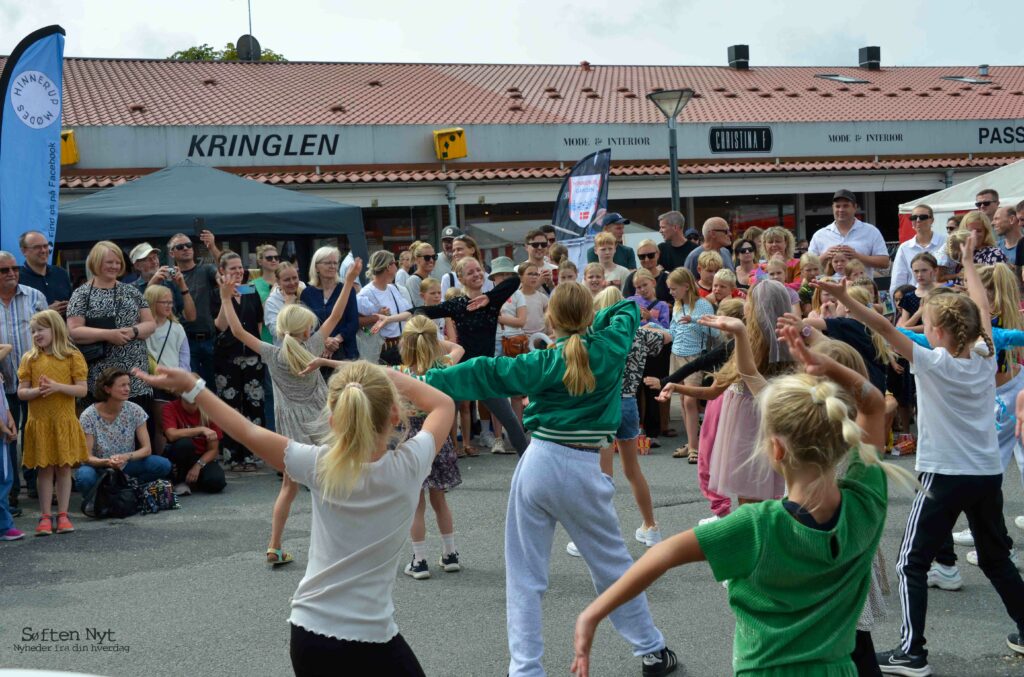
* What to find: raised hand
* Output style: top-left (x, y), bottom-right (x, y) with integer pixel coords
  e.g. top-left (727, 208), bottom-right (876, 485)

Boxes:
top-left (779, 324), bottom-right (827, 377)
top-left (467, 295), bottom-right (490, 312)
top-left (132, 366), bottom-right (197, 395)
top-left (345, 257), bottom-right (363, 283)
top-left (697, 314), bottom-right (745, 335)
top-left (811, 276), bottom-right (849, 301)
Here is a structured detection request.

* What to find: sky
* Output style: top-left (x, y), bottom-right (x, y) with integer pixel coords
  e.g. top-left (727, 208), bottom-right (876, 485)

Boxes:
top-left (0, 0), bottom-right (1020, 67)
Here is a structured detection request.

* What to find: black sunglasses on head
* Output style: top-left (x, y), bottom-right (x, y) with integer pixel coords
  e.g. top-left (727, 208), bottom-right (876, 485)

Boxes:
top-left (637, 252), bottom-right (658, 260)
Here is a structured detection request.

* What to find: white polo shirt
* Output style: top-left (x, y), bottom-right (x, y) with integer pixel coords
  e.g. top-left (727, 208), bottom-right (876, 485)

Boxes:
top-left (888, 231), bottom-right (947, 297)
top-left (808, 219), bottom-right (889, 277)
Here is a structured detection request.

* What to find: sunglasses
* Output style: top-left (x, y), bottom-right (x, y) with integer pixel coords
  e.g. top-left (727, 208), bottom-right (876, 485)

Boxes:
top-left (976, 200), bottom-right (994, 208)
top-left (909, 215), bottom-right (932, 222)
top-left (711, 229), bottom-right (730, 235)
top-left (946, 226), bottom-right (957, 233)
top-left (528, 241), bottom-right (548, 249)
top-left (418, 254), bottom-right (437, 261)
top-left (262, 254), bottom-right (279, 261)
top-left (172, 243), bottom-right (193, 251)
top-left (0, 266), bottom-right (18, 275)
top-left (637, 252), bottom-right (658, 260)
top-left (736, 247), bottom-right (755, 254)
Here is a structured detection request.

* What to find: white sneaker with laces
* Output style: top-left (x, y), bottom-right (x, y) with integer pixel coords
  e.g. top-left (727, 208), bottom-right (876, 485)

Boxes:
top-left (490, 438), bottom-right (507, 454)
top-left (477, 430), bottom-right (496, 448)
top-left (952, 528), bottom-right (974, 547)
top-left (634, 525), bottom-right (662, 547)
top-left (173, 482), bottom-right (192, 496)
top-left (566, 541), bottom-right (581, 557)
top-left (698, 515), bottom-right (720, 526)
top-left (634, 526), bottom-right (649, 544)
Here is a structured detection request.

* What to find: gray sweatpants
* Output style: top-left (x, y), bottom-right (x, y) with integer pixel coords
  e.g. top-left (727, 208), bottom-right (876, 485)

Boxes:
top-left (504, 438), bottom-right (664, 676)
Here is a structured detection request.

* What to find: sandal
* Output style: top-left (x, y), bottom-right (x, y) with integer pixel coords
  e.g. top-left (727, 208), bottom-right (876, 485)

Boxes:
top-left (463, 444), bottom-right (480, 458)
top-left (688, 447), bottom-right (699, 464)
top-left (266, 548), bottom-right (294, 566)
top-left (672, 446), bottom-right (689, 459)
top-left (662, 428), bottom-right (679, 438)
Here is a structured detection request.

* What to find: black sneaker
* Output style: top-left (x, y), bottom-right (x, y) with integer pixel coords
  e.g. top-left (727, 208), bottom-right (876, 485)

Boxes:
top-left (439, 552), bottom-right (461, 572)
top-left (1008, 632), bottom-right (1024, 655)
top-left (877, 648), bottom-right (931, 676)
top-left (403, 557), bottom-right (430, 580)
top-left (641, 647), bottom-right (678, 677)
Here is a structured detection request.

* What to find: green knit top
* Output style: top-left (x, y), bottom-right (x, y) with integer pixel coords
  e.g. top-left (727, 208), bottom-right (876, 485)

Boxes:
top-left (693, 451), bottom-right (887, 677)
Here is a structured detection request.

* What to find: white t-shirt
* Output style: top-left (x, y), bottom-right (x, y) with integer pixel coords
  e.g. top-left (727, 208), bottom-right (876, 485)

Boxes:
top-left (498, 289), bottom-right (527, 338)
top-left (911, 341), bottom-right (999, 475)
top-left (356, 283), bottom-right (413, 339)
top-left (520, 289), bottom-right (549, 335)
top-left (285, 430), bottom-right (435, 642)
top-left (603, 264), bottom-right (631, 287)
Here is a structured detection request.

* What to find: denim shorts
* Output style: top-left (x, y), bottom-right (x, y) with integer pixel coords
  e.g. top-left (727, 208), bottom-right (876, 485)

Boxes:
top-left (615, 396), bottom-right (640, 441)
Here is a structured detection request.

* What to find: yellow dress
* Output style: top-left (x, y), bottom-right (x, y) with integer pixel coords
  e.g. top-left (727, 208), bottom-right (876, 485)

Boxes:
top-left (18, 350), bottom-right (89, 468)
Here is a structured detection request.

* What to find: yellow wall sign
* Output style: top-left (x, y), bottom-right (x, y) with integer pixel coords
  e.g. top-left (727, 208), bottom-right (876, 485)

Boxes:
top-left (60, 129), bottom-right (79, 165)
top-left (433, 128), bottom-right (467, 160)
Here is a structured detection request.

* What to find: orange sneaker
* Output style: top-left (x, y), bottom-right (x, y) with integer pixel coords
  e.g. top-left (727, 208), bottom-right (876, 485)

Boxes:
top-left (35, 514), bottom-right (53, 537)
top-left (55, 512), bottom-right (75, 534)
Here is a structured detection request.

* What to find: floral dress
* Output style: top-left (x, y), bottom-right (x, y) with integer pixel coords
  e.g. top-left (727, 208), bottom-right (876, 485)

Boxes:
top-left (213, 293), bottom-right (265, 464)
top-left (397, 361), bottom-right (460, 491)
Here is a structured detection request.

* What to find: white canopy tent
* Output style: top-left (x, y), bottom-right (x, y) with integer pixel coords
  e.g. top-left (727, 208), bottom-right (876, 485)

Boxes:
top-left (899, 159), bottom-right (1024, 227)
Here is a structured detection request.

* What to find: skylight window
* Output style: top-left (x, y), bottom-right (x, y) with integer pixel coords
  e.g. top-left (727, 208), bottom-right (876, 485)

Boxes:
top-left (815, 74), bottom-right (870, 84)
top-left (940, 76), bottom-right (993, 84)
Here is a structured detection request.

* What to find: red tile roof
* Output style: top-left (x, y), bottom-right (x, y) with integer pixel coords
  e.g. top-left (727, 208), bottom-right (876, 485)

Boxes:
top-left (60, 155), bottom-right (1020, 190)
top-left (2, 58), bottom-right (1023, 126)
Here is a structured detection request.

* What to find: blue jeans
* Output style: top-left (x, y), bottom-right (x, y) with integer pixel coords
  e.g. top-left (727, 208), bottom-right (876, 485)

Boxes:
top-left (0, 441), bottom-right (13, 532)
top-left (188, 336), bottom-right (215, 384)
top-left (74, 456), bottom-right (172, 494)
top-left (5, 392), bottom-right (31, 499)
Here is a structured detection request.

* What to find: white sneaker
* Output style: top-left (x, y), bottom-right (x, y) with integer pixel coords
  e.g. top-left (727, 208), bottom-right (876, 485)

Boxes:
top-left (926, 562), bottom-right (963, 590)
top-left (952, 528), bottom-right (974, 547)
top-left (1015, 516), bottom-right (1024, 531)
top-left (477, 430), bottom-right (496, 447)
top-left (634, 525), bottom-right (662, 547)
top-left (698, 515), bottom-right (721, 526)
top-left (966, 549), bottom-right (1024, 570)
top-left (173, 482), bottom-right (191, 496)
top-left (566, 541), bottom-right (581, 557)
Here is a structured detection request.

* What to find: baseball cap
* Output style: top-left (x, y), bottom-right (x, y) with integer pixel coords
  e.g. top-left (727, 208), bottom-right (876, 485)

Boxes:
top-left (441, 226), bottom-right (464, 239)
top-left (600, 212), bottom-right (630, 228)
top-left (832, 189), bottom-right (857, 204)
top-left (684, 228), bottom-right (700, 238)
top-left (129, 242), bottom-right (159, 264)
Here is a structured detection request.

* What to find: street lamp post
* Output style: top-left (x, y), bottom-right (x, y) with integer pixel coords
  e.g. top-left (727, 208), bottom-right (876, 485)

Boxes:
top-left (646, 88), bottom-right (694, 214)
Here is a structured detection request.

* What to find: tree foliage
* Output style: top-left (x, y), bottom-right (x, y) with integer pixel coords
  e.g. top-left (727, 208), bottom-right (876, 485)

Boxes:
top-left (168, 42), bottom-right (287, 62)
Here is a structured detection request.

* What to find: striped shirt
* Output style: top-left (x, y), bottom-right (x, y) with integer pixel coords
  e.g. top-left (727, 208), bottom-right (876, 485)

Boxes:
top-left (669, 298), bottom-right (717, 357)
top-left (0, 284), bottom-right (48, 393)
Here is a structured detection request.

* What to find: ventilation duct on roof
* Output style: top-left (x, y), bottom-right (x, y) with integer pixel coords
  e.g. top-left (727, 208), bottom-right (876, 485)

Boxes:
top-left (859, 46), bottom-right (881, 70)
top-left (979, 64), bottom-right (990, 76)
top-left (728, 45), bottom-right (749, 70)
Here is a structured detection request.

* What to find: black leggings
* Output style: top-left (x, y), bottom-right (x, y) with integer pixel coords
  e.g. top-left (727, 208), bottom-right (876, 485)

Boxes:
top-left (851, 630), bottom-right (882, 676)
top-left (290, 624), bottom-right (425, 677)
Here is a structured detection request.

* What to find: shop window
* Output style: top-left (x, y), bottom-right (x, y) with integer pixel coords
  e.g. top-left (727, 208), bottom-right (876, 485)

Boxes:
top-left (693, 195), bottom-right (796, 239)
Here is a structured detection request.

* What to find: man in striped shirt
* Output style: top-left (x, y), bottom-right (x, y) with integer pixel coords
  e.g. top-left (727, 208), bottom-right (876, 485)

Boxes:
top-left (0, 251), bottom-right (48, 511)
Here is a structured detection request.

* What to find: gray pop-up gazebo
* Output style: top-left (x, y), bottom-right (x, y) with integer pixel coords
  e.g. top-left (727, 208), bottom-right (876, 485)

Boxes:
top-left (58, 160), bottom-right (368, 261)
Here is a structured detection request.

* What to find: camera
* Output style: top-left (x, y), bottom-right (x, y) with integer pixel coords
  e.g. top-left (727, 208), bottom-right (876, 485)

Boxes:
top-left (167, 266), bottom-right (178, 278)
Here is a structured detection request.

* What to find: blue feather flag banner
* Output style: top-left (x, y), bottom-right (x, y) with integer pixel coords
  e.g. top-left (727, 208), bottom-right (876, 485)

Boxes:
top-left (551, 148), bottom-right (611, 241)
top-left (0, 25), bottom-right (66, 262)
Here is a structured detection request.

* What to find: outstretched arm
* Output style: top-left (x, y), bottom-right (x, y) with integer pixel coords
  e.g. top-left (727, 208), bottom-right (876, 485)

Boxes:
top-left (219, 280), bottom-right (264, 355)
top-left (815, 278), bottom-right (917, 362)
top-left (320, 258), bottom-right (362, 338)
top-left (697, 315), bottom-right (764, 394)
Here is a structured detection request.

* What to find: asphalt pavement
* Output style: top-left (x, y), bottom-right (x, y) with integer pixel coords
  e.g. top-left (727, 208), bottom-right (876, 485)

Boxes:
top-left (3, 437), bottom-right (1024, 677)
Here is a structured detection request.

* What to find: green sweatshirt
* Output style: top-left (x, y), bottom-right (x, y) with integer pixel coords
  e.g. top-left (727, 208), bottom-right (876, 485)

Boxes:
top-left (424, 299), bottom-right (640, 447)
top-left (694, 451), bottom-right (888, 676)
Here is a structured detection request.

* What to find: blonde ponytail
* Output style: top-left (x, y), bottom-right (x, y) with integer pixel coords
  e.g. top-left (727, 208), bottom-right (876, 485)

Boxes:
top-left (276, 304), bottom-right (320, 376)
top-left (317, 361), bottom-right (399, 498)
top-left (548, 282), bottom-right (596, 396)
top-left (400, 315), bottom-right (445, 375)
